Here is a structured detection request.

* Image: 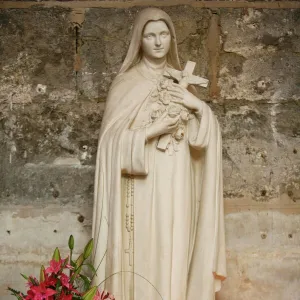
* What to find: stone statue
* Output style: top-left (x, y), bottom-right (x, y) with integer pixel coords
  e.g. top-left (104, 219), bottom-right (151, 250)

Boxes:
top-left (92, 8), bottom-right (226, 300)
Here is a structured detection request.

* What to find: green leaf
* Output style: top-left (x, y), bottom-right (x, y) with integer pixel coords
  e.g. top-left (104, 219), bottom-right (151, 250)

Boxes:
top-left (73, 266), bottom-right (82, 278)
top-left (83, 239), bottom-right (94, 260)
top-left (85, 263), bottom-right (97, 274)
top-left (20, 273), bottom-right (29, 280)
top-left (75, 254), bottom-right (84, 268)
top-left (52, 247), bottom-right (61, 262)
top-left (68, 235), bottom-right (74, 250)
top-left (7, 287), bottom-right (21, 295)
top-left (28, 277), bottom-right (38, 286)
top-left (70, 264), bottom-right (82, 284)
top-left (61, 256), bottom-right (69, 268)
top-left (55, 279), bottom-right (61, 291)
top-left (79, 274), bottom-right (91, 290)
top-left (7, 287), bottom-right (24, 300)
top-left (70, 260), bottom-right (76, 268)
top-left (39, 265), bottom-right (45, 282)
top-left (82, 286), bottom-right (97, 300)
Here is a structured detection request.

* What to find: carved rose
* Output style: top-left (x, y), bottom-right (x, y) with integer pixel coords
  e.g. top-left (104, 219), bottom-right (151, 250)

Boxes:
top-left (174, 127), bottom-right (185, 141)
top-left (151, 89), bottom-right (159, 98)
top-left (160, 91), bottom-right (172, 105)
top-left (160, 79), bottom-right (169, 89)
top-left (168, 105), bottom-right (181, 118)
top-left (151, 110), bottom-right (161, 120)
top-left (180, 110), bottom-right (189, 121)
top-left (151, 102), bottom-right (162, 111)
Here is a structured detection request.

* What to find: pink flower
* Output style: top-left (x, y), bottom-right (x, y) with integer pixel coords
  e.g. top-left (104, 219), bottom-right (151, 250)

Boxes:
top-left (65, 263), bottom-right (73, 270)
top-left (94, 290), bottom-right (115, 300)
top-left (26, 277), bottom-right (39, 288)
top-left (63, 257), bottom-right (74, 271)
top-left (60, 273), bottom-right (71, 289)
top-left (45, 260), bottom-right (63, 275)
top-left (58, 273), bottom-right (80, 295)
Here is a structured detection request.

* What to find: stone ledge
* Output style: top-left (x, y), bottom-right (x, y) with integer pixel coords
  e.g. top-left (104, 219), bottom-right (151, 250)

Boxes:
top-left (0, 163), bottom-right (95, 201)
top-left (0, 203), bottom-right (92, 259)
top-left (24, 162), bottom-right (95, 169)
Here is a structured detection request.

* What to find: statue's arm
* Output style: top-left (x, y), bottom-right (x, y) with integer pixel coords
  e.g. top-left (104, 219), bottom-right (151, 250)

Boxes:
top-left (120, 127), bottom-right (149, 176)
top-left (188, 101), bottom-right (217, 150)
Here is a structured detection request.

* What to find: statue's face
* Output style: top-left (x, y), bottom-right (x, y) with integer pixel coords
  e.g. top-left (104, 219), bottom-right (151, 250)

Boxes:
top-left (141, 20), bottom-right (171, 60)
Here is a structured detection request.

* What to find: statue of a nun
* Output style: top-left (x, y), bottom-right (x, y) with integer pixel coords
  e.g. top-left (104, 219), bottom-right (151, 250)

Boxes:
top-left (92, 7), bottom-right (226, 300)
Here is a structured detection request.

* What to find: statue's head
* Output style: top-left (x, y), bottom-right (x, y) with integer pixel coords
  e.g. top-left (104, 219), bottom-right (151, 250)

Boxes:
top-left (141, 20), bottom-right (171, 61)
top-left (119, 8), bottom-right (182, 74)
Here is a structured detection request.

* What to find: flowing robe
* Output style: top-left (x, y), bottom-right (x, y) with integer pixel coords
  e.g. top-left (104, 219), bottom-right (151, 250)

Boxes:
top-left (92, 61), bottom-right (226, 300)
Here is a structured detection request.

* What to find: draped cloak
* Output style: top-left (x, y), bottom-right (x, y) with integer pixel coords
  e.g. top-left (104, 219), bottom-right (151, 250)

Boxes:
top-left (92, 7), bottom-right (226, 300)
top-left (92, 62), bottom-right (226, 300)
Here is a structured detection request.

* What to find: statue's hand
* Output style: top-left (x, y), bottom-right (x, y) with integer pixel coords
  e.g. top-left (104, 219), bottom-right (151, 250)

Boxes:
top-left (146, 111), bottom-right (180, 141)
top-left (167, 82), bottom-right (202, 112)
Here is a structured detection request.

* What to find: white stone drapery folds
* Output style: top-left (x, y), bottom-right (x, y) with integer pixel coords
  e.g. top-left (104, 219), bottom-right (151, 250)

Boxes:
top-left (92, 64), bottom-right (226, 300)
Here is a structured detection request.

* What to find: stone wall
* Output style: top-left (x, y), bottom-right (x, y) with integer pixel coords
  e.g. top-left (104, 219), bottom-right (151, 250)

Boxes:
top-left (0, 2), bottom-right (299, 299)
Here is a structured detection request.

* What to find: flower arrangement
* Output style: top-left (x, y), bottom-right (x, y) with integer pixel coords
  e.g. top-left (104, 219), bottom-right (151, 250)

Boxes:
top-left (8, 236), bottom-right (115, 300)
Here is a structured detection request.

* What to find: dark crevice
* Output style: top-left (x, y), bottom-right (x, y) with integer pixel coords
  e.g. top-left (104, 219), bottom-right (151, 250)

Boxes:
top-left (74, 25), bottom-right (80, 92)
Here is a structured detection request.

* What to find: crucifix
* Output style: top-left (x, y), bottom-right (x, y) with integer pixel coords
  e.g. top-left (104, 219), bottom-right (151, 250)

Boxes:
top-left (157, 61), bottom-right (209, 151)
top-left (125, 238), bottom-right (134, 266)
top-left (165, 60), bottom-right (209, 88)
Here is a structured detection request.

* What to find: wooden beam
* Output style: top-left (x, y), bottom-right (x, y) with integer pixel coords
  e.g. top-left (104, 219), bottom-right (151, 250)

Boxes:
top-left (1, 0), bottom-right (300, 9)
top-left (207, 12), bottom-right (221, 99)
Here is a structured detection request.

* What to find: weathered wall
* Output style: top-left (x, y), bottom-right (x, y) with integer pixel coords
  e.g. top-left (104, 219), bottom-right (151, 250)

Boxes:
top-left (0, 2), bottom-right (299, 299)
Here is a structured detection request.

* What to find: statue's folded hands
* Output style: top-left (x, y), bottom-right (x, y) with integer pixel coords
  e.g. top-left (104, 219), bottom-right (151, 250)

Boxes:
top-left (145, 111), bottom-right (180, 141)
top-left (167, 82), bottom-right (204, 113)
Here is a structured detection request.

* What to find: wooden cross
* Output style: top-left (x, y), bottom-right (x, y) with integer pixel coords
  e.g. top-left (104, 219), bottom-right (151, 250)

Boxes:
top-left (164, 61), bottom-right (209, 88)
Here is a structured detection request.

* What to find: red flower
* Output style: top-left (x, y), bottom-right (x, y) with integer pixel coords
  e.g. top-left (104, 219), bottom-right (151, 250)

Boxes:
top-left (45, 260), bottom-right (62, 275)
top-left (58, 290), bottom-right (72, 300)
top-left (24, 289), bottom-right (35, 300)
top-left (25, 282), bottom-right (56, 300)
top-left (43, 273), bottom-right (57, 287)
top-left (60, 273), bottom-right (71, 289)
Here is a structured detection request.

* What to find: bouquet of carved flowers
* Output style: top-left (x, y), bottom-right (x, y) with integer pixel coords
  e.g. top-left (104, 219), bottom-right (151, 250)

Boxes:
top-left (8, 236), bottom-right (115, 300)
top-left (150, 78), bottom-right (193, 154)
